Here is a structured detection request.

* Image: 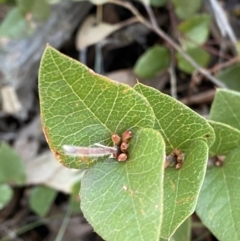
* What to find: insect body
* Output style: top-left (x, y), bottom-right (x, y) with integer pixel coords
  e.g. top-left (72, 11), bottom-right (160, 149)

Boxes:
top-left (63, 130), bottom-right (132, 162)
top-left (63, 144), bottom-right (118, 157)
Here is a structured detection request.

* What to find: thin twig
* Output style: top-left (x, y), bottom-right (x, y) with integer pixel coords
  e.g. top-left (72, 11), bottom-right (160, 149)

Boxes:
top-left (210, 55), bottom-right (240, 74)
top-left (169, 64), bottom-right (177, 98)
top-left (55, 208), bottom-right (72, 241)
top-left (142, 2), bottom-right (158, 29)
top-left (108, 0), bottom-right (227, 88)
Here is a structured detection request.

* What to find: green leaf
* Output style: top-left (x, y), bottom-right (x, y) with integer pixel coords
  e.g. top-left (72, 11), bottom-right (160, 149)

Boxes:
top-left (196, 148), bottom-right (240, 241)
top-left (70, 179), bottom-right (82, 213)
top-left (0, 142), bottom-right (26, 185)
top-left (171, 0), bottom-right (202, 19)
top-left (39, 46), bottom-right (155, 169)
top-left (176, 48), bottom-right (210, 74)
top-left (197, 121), bottom-right (240, 241)
top-left (210, 89), bottom-right (240, 130)
top-left (131, 84), bottom-right (212, 238)
top-left (170, 217), bottom-right (191, 241)
top-left (17, 0), bottom-right (50, 20)
top-left (150, 0), bottom-right (168, 7)
top-left (134, 45), bottom-right (170, 78)
top-left (0, 7), bottom-right (32, 38)
top-left (161, 140), bottom-right (208, 238)
top-left (208, 120), bottom-right (240, 156)
top-left (134, 83), bottom-right (215, 153)
top-left (0, 0), bottom-right (13, 3)
top-left (216, 64), bottom-right (240, 91)
top-left (29, 186), bottom-right (57, 217)
top-left (178, 14), bottom-right (211, 49)
top-left (0, 184), bottom-right (13, 210)
top-left (160, 217), bottom-right (191, 241)
top-left (80, 128), bottom-right (165, 241)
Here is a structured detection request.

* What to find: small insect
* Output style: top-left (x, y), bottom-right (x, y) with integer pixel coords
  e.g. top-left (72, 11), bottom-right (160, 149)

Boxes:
top-left (166, 148), bottom-right (185, 170)
top-left (63, 144), bottom-right (118, 157)
top-left (63, 130), bottom-right (132, 162)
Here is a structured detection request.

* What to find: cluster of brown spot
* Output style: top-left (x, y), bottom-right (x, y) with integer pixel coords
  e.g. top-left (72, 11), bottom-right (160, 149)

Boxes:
top-left (214, 155), bottom-right (225, 167)
top-left (111, 130), bottom-right (132, 162)
top-left (167, 148), bottom-right (185, 169)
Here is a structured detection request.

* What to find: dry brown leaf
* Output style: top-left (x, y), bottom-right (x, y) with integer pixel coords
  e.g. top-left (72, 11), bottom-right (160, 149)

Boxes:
top-left (75, 15), bottom-right (122, 50)
top-left (1, 85), bottom-right (22, 114)
top-left (25, 151), bottom-right (85, 194)
top-left (105, 69), bottom-right (137, 86)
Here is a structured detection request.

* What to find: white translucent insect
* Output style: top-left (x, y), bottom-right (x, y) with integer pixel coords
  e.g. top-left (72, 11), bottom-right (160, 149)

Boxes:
top-left (62, 143), bottom-right (118, 158)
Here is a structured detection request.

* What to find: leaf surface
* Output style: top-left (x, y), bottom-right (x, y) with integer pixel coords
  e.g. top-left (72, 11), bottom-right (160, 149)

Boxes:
top-left (150, 0), bottom-right (167, 7)
top-left (134, 83), bottom-right (215, 153)
top-left (208, 120), bottom-right (240, 156)
top-left (0, 7), bottom-right (30, 38)
top-left (80, 128), bottom-right (165, 241)
top-left (0, 142), bottom-right (26, 185)
top-left (216, 64), bottom-right (240, 91)
top-left (176, 48), bottom-right (210, 74)
top-left (29, 186), bottom-right (57, 217)
top-left (160, 217), bottom-right (191, 241)
top-left (39, 46), bottom-right (155, 169)
top-left (171, 0), bottom-right (202, 19)
top-left (161, 140), bottom-right (208, 238)
top-left (179, 14), bottom-right (211, 49)
top-left (134, 45), bottom-right (170, 78)
top-left (0, 184), bottom-right (13, 210)
top-left (196, 121), bottom-right (240, 241)
top-left (210, 89), bottom-right (240, 130)
top-left (197, 150), bottom-right (240, 241)
top-left (134, 84), bottom-right (212, 237)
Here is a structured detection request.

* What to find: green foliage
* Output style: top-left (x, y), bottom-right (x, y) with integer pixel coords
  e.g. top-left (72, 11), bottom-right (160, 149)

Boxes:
top-left (134, 83), bottom-right (214, 152)
top-left (70, 179), bottom-right (82, 212)
top-left (81, 128), bottom-right (165, 241)
top-left (160, 217), bottom-right (191, 241)
top-left (29, 186), bottom-right (57, 217)
top-left (176, 48), bottom-right (210, 74)
top-left (17, 0), bottom-right (50, 20)
top-left (170, 217), bottom-right (191, 241)
top-left (0, 184), bottom-right (13, 210)
top-left (0, 142), bottom-right (26, 185)
top-left (171, 0), bottom-right (202, 19)
top-left (39, 46), bottom-right (217, 241)
top-left (208, 121), bottom-right (240, 156)
top-left (0, 0), bottom-right (50, 38)
top-left (39, 46), bottom-right (155, 169)
top-left (178, 14), bottom-right (211, 49)
top-left (210, 89), bottom-right (240, 130)
top-left (197, 121), bottom-right (240, 241)
top-left (134, 45), bottom-right (170, 78)
top-left (0, 0), bottom-right (15, 3)
top-left (150, 0), bottom-right (168, 7)
top-left (0, 7), bottom-right (32, 38)
top-left (196, 90), bottom-right (240, 241)
top-left (216, 64), bottom-right (240, 91)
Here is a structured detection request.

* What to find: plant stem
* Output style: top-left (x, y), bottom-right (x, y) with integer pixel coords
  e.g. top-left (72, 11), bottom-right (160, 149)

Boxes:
top-left (55, 207), bottom-right (72, 241)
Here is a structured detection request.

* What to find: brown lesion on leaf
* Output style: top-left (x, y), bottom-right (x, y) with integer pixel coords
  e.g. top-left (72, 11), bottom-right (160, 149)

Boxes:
top-left (42, 124), bottom-right (51, 145)
top-left (42, 124), bottom-right (66, 166)
top-left (167, 177), bottom-right (175, 191)
top-left (54, 151), bottom-right (66, 166)
top-left (176, 195), bottom-right (196, 204)
top-left (204, 134), bottom-right (210, 138)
